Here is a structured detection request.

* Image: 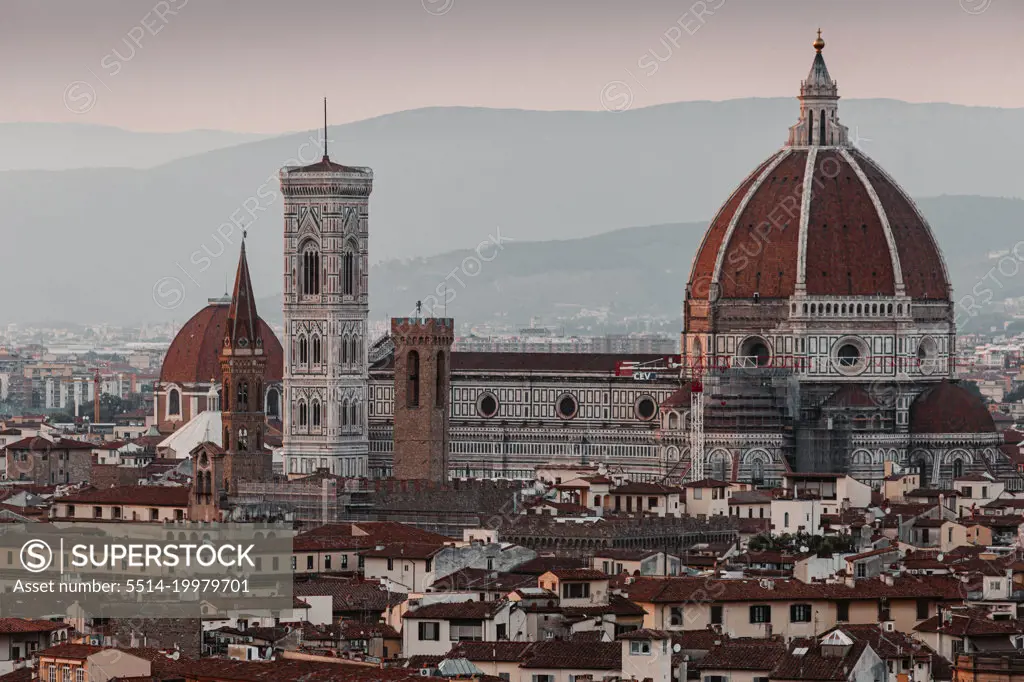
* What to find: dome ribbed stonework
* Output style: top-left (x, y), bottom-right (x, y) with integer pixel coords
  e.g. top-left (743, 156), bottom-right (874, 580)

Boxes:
top-left (687, 146), bottom-right (950, 301)
top-left (686, 33), bottom-right (950, 306)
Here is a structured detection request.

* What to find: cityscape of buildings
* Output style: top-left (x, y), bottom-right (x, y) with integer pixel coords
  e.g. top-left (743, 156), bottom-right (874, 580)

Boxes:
top-left (0, 23), bottom-right (1022, 682)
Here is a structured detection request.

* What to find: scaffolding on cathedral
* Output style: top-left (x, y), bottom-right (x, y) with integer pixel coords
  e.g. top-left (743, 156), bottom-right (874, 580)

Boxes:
top-left (229, 476), bottom-right (371, 525)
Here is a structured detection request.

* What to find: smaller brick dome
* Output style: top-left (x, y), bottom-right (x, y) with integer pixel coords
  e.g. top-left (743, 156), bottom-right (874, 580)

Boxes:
top-left (909, 381), bottom-right (995, 435)
top-left (160, 300), bottom-right (283, 385)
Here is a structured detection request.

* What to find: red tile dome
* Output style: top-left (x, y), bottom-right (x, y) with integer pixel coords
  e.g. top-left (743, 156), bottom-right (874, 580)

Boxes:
top-left (159, 300), bottom-right (283, 385)
top-left (687, 147), bottom-right (950, 302)
top-left (909, 381), bottom-right (995, 435)
top-left (686, 34), bottom-right (950, 306)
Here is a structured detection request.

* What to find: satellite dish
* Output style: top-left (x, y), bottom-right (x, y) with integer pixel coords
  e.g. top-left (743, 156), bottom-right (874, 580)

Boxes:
top-left (884, 508), bottom-right (891, 515)
top-left (799, 546), bottom-right (809, 553)
top-left (673, 644), bottom-right (682, 653)
top-left (936, 553), bottom-right (944, 561)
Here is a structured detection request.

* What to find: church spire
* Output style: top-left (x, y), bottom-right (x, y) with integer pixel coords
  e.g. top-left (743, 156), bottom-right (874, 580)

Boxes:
top-left (225, 237), bottom-right (263, 354)
top-left (787, 29), bottom-right (849, 147)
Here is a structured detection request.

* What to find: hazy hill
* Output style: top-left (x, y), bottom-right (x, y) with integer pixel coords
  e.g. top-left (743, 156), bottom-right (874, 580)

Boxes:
top-left (249, 195), bottom-right (1024, 331)
top-left (0, 123), bottom-right (273, 170)
top-left (2, 99), bottom-right (1023, 324)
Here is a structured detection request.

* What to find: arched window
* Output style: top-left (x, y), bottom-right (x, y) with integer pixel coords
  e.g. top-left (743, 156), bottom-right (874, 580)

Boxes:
top-left (341, 336), bottom-right (349, 364)
top-left (168, 388), bottom-right (181, 416)
top-left (237, 380), bottom-right (248, 411)
top-left (298, 400), bottom-right (308, 427)
top-left (312, 335), bottom-right (321, 364)
top-left (311, 400), bottom-right (321, 427)
top-left (808, 109), bottom-right (815, 145)
top-left (819, 108), bottom-right (826, 145)
top-left (301, 245), bottom-right (321, 295)
top-left (238, 427), bottom-right (248, 451)
top-left (266, 388), bottom-right (280, 418)
top-left (348, 337), bottom-right (356, 366)
top-left (953, 458), bottom-right (964, 479)
top-left (298, 336), bottom-right (308, 365)
top-left (349, 401), bottom-right (357, 428)
top-left (436, 351), bottom-right (446, 407)
top-left (343, 249), bottom-right (355, 296)
top-left (751, 459), bottom-right (764, 485)
top-left (784, 512), bottom-right (790, 528)
top-left (407, 350), bottom-right (420, 407)
top-left (341, 400), bottom-right (349, 427)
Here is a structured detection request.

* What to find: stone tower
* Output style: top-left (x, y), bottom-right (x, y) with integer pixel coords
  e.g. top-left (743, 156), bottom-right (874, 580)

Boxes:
top-left (280, 148), bottom-right (373, 479)
top-left (191, 241), bottom-right (271, 521)
top-left (391, 315), bottom-right (454, 482)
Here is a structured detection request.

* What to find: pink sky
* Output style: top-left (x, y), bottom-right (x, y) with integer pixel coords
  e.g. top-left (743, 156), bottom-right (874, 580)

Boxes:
top-left (3, 0), bottom-right (1021, 132)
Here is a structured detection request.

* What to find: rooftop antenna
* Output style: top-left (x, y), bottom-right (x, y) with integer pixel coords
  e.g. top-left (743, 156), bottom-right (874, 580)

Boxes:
top-left (323, 97), bottom-right (329, 160)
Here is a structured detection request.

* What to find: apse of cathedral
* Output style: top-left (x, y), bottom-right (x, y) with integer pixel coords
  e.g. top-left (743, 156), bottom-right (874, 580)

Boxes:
top-left (156, 34), bottom-right (1020, 492)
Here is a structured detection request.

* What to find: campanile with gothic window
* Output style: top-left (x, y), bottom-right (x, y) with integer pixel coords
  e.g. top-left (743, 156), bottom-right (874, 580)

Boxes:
top-left (219, 240), bottom-right (272, 488)
top-left (280, 149), bottom-right (373, 478)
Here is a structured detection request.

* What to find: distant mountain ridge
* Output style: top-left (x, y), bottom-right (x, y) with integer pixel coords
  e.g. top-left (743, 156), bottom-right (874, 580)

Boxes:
top-left (243, 194), bottom-right (1024, 331)
top-left (2, 99), bottom-right (1023, 324)
top-left (0, 122), bottom-right (274, 170)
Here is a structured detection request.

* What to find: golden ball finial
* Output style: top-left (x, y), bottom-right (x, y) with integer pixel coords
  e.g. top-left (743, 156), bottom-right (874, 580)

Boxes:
top-left (813, 28), bottom-right (825, 52)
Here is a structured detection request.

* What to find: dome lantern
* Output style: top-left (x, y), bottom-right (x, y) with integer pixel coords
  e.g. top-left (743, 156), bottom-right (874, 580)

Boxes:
top-left (787, 30), bottom-right (849, 147)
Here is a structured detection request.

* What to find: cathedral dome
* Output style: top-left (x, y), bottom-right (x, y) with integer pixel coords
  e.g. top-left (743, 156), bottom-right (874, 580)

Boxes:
top-left (908, 381), bottom-right (995, 435)
top-left (159, 299), bottom-right (283, 385)
top-left (686, 36), bottom-right (950, 304)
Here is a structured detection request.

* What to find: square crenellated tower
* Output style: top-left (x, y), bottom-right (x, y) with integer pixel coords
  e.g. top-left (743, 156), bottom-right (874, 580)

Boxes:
top-left (391, 316), bottom-right (454, 482)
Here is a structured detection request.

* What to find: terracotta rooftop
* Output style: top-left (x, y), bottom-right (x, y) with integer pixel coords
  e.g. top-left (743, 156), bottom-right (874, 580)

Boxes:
top-left (697, 639), bottom-right (788, 671)
top-left (623, 575), bottom-right (965, 604)
top-left (57, 485), bottom-right (189, 507)
top-left (404, 599), bottom-right (506, 620)
top-left (771, 637), bottom-right (870, 681)
top-left (445, 641), bottom-right (536, 662)
top-left (293, 577), bottom-right (407, 613)
top-left (915, 608), bottom-right (1024, 636)
top-left (0, 618), bottom-right (69, 634)
top-left (362, 542), bottom-right (446, 560)
top-left (519, 641), bottom-right (621, 670)
top-left (546, 568), bottom-right (609, 581)
top-left (4, 436), bottom-right (94, 451)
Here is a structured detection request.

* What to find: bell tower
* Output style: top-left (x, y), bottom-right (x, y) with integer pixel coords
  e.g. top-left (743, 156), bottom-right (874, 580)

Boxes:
top-left (220, 238), bottom-right (272, 488)
top-left (280, 116), bottom-right (373, 479)
top-left (191, 240), bottom-right (271, 522)
top-left (391, 314), bottom-right (454, 482)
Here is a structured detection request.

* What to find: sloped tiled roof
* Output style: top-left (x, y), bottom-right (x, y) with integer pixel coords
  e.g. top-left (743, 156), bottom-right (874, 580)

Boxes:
top-left (697, 639), bottom-right (788, 671)
top-left (57, 485), bottom-right (189, 506)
